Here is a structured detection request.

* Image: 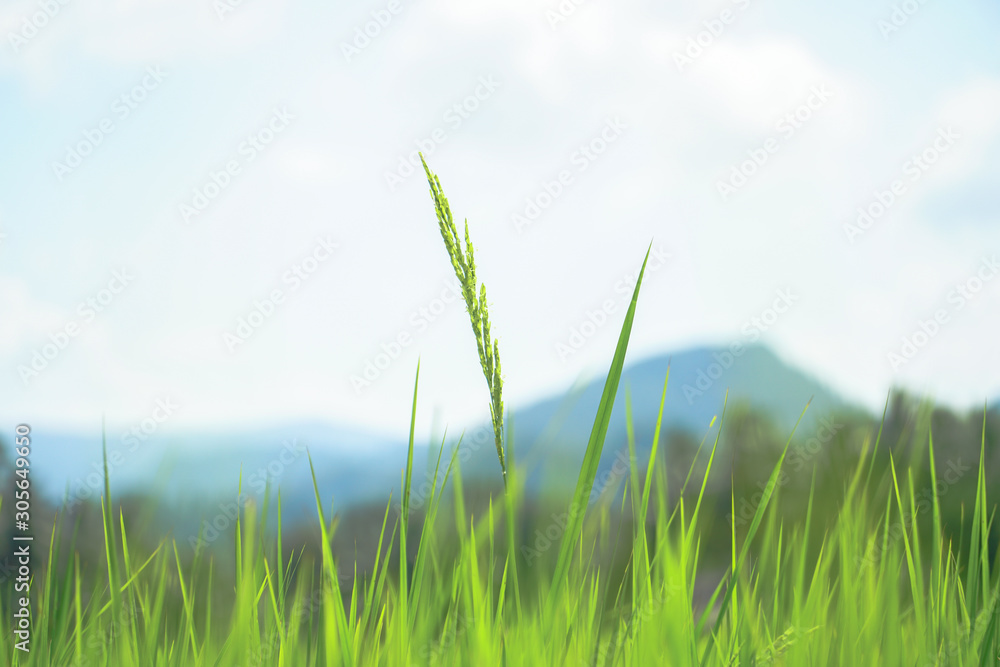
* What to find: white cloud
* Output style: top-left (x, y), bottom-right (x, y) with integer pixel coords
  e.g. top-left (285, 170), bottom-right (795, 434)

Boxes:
top-left (2, 0), bottom-right (999, 434)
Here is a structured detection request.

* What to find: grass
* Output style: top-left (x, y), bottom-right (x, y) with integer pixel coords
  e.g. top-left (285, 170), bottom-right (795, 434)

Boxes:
top-left (2, 162), bottom-right (1000, 665)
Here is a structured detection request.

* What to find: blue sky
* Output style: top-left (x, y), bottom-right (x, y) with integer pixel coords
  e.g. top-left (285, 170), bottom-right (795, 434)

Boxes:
top-left (1, 0), bottom-right (998, 439)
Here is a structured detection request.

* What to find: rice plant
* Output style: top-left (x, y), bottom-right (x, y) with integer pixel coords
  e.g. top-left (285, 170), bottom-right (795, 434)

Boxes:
top-left (420, 154), bottom-right (507, 487)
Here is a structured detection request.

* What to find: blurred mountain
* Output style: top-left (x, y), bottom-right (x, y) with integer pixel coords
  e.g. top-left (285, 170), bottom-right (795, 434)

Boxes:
top-left (28, 421), bottom-right (406, 508)
top-left (29, 344), bottom-right (864, 524)
top-left (510, 344), bottom-right (852, 450)
top-left (501, 343), bottom-right (865, 497)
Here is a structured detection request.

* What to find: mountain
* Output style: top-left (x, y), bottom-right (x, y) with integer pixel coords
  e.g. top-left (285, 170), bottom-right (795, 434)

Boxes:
top-left (499, 343), bottom-right (861, 496)
top-left (26, 422), bottom-right (409, 507)
top-left (22, 344), bottom-right (863, 524)
top-left (509, 344), bottom-right (851, 449)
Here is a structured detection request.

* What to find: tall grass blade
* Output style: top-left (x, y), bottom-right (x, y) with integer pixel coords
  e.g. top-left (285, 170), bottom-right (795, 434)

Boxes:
top-left (544, 244), bottom-right (653, 623)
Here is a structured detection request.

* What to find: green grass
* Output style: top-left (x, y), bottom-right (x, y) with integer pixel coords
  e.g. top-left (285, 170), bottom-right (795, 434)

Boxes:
top-left (3, 163), bottom-right (1000, 665)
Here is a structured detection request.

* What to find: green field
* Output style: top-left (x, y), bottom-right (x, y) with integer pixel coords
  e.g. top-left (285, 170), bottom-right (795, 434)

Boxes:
top-left (3, 162), bottom-right (999, 666)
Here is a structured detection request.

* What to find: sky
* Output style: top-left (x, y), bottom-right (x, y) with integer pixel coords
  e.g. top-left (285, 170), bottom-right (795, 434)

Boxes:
top-left (1, 0), bottom-right (998, 440)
